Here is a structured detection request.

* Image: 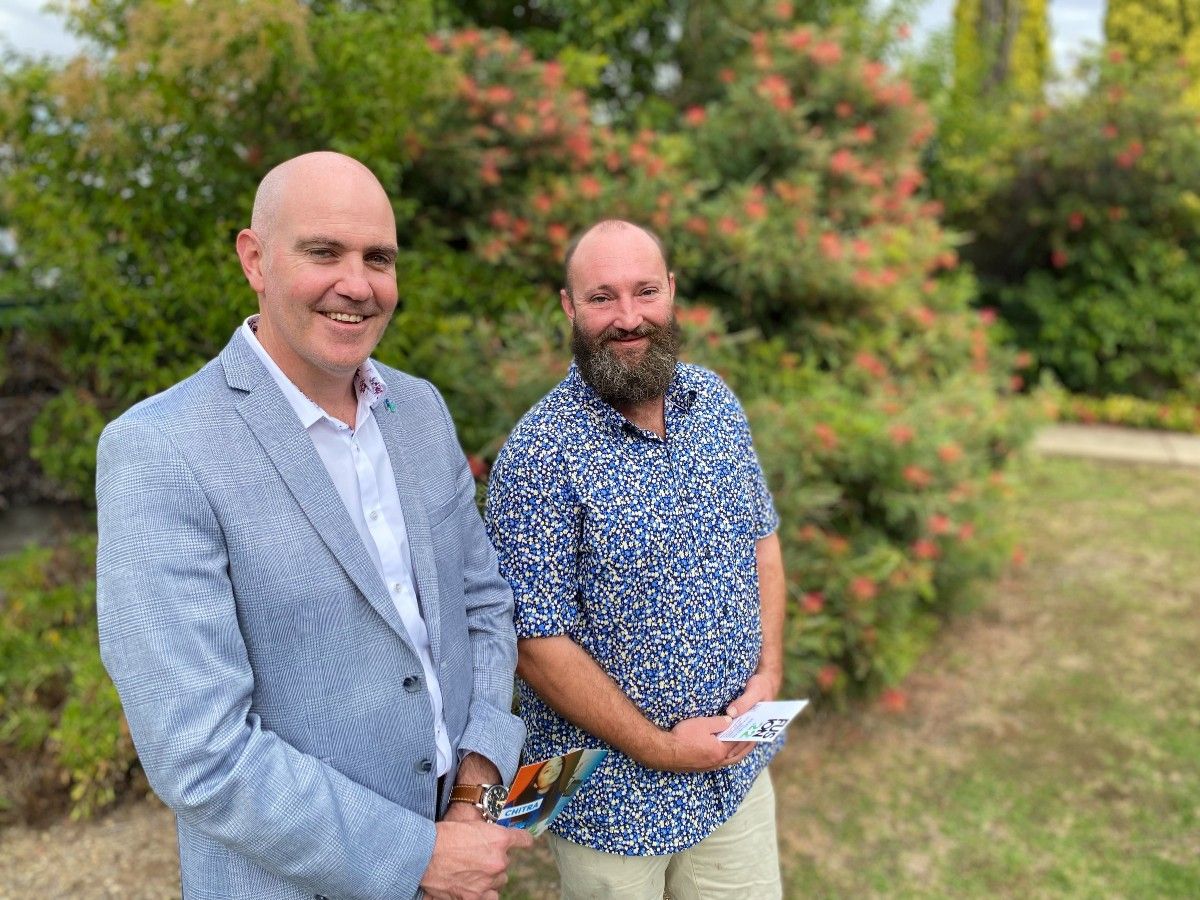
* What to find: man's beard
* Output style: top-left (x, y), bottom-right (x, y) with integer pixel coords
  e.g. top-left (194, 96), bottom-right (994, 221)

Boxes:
top-left (572, 316), bottom-right (681, 408)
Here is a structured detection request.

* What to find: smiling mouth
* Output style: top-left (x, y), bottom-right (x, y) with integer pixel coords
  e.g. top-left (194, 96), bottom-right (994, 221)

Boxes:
top-left (322, 311), bottom-right (366, 324)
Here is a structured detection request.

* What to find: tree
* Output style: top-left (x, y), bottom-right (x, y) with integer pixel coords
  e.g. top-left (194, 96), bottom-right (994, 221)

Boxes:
top-left (952, 0), bottom-right (1049, 99)
top-left (1104, 0), bottom-right (1200, 68)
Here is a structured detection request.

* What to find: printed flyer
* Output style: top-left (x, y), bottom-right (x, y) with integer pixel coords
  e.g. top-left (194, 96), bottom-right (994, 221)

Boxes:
top-left (497, 748), bottom-right (609, 836)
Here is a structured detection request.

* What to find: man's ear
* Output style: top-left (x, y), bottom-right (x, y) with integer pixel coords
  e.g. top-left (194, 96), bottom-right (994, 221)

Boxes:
top-left (235, 229), bottom-right (267, 294)
top-left (560, 287), bottom-right (575, 321)
top-left (668, 271), bottom-right (676, 303)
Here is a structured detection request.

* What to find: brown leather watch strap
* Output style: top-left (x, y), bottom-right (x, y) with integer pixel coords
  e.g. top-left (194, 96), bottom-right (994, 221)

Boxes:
top-left (448, 784), bottom-right (486, 804)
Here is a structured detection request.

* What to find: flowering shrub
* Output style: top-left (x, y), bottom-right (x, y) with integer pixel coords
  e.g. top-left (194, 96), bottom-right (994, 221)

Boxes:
top-left (964, 53), bottom-right (1200, 400)
top-left (0, 536), bottom-right (135, 822)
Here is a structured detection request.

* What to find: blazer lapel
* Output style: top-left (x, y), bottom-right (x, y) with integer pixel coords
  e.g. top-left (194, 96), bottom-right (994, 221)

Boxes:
top-left (375, 401), bottom-right (443, 664)
top-left (220, 332), bottom-right (415, 647)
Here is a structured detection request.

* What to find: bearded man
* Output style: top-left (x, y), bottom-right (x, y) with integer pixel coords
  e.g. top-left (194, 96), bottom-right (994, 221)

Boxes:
top-left (485, 219), bottom-right (787, 898)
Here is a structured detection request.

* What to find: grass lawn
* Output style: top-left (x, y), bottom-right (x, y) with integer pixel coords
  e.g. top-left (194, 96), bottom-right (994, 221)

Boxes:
top-left (507, 457), bottom-right (1200, 897)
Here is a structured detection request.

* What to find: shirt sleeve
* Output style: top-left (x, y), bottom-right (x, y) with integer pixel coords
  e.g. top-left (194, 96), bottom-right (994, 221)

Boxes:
top-left (485, 424), bottom-right (583, 639)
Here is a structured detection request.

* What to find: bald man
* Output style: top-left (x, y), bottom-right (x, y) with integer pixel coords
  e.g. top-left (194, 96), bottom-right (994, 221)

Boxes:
top-left (486, 220), bottom-right (786, 898)
top-left (97, 152), bottom-right (531, 900)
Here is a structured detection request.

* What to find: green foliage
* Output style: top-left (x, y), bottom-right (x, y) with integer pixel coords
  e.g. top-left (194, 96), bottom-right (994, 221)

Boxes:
top-left (0, 535), bottom-right (134, 820)
top-left (1104, 0), bottom-right (1200, 69)
top-left (963, 55), bottom-right (1200, 399)
top-left (1051, 390), bottom-right (1200, 433)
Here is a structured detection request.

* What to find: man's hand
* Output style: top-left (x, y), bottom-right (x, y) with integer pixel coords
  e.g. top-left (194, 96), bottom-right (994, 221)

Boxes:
top-left (726, 669), bottom-right (781, 718)
top-left (656, 715), bottom-right (755, 772)
top-left (420, 819), bottom-right (533, 900)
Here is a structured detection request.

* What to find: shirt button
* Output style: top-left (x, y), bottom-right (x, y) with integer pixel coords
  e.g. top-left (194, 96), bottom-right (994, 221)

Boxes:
top-left (392, 582), bottom-right (402, 594)
top-left (369, 509), bottom-right (379, 521)
top-left (415, 758), bottom-right (433, 774)
top-left (403, 675), bottom-right (421, 692)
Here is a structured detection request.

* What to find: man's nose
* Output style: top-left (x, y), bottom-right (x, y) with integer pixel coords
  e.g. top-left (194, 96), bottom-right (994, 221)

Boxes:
top-left (610, 295), bottom-right (642, 331)
top-left (335, 257), bottom-right (373, 302)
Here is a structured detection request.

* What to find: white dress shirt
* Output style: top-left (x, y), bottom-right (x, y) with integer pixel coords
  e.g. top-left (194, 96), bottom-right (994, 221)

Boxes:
top-left (242, 316), bottom-right (451, 776)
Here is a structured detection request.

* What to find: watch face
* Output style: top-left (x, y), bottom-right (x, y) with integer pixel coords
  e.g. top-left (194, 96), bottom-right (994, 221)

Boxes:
top-left (482, 784), bottom-right (508, 821)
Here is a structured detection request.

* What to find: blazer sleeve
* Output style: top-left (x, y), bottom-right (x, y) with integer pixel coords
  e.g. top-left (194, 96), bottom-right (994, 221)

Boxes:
top-left (426, 383), bottom-right (525, 782)
top-left (96, 416), bottom-right (435, 900)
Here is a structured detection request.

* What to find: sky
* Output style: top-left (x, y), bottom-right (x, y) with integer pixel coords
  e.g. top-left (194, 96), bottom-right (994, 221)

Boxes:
top-left (3, 0), bottom-right (1105, 70)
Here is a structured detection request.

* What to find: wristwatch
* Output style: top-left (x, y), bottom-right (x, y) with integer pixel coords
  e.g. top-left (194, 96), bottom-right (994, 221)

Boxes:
top-left (448, 783), bottom-right (508, 823)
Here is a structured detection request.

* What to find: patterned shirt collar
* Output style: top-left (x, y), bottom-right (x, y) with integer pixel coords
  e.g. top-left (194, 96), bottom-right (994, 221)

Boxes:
top-left (564, 361), bottom-right (700, 438)
top-left (242, 314), bottom-right (389, 428)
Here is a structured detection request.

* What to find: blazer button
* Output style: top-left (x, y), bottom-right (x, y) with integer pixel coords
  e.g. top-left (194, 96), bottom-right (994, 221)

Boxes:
top-left (315, 895), bottom-right (331, 900)
top-left (415, 757), bottom-right (433, 775)
top-left (403, 675), bottom-right (421, 692)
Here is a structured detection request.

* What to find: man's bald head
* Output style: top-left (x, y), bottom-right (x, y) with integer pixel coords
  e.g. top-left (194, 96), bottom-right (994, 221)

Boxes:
top-left (563, 220), bottom-right (669, 300)
top-left (250, 151), bottom-right (391, 246)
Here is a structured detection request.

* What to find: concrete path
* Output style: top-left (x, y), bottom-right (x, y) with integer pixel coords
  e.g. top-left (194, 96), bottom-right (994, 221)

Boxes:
top-left (1035, 424), bottom-right (1200, 467)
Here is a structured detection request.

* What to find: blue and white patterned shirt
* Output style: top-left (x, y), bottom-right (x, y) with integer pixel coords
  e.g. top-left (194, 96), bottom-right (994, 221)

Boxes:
top-left (485, 362), bottom-right (780, 855)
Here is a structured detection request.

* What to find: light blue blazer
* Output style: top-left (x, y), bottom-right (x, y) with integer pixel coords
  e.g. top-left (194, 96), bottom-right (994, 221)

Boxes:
top-left (96, 329), bottom-right (524, 900)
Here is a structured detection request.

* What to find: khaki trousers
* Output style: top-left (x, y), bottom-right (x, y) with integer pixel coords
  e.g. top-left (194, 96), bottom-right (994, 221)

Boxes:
top-left (546, 769), bottom-right (782, 900)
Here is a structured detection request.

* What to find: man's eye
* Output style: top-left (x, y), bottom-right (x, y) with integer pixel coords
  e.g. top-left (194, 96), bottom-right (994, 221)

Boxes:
top-left (367, 254), bottom-right (393, 266)
top-left (589, 295), bottom-right (611, 304)
top-left (308, 247), bottom-right (335, 259)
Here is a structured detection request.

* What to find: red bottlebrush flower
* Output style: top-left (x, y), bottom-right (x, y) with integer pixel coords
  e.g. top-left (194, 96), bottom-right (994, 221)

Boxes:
top-left (685, 216), bottom-right (710, 237)
top-left (480, 160), bottom-right (501, 186)
top-left (879, 688), bottom-right (908, 713)
top-left (835, 101), bottom-right (854, 119)
top-left (676, 305), bottom-right (714, 327)
top-left (744, 199), bottom-right (767, 220)
top-left (937, 442), bottom-right (963, 463)
top-left (484, 85), bottom-right (515, 105)
top-left (1014, 350), bottom-right (1033, 368)
top-left (853, 269), bottom-right (876, 290)
top-left (819, 231), bottom-right (843, 261)
top-left (1067, 211), bottom-right (1085, 231)
top-left (929, 514), bottom-right (952, 535)
top-left (854, 124), bottom-right (875, 143)
top-left (546, 223), bottom-right (569, 245)
top-left (854, 351), bottom-right (887, 378)
top-left (718, 216), bottom-right (739, 236)
top-left (957, 522), bottom-right (976, 541)
top-left (912, 538), bottom-right (939, 560)
top-left (798, 524), bottom-right (821, 542)
top-left (897, 22), bottom-right (912, 40)
top-left (813, 422), bottom-right (839, 450)
top-left (774, 0), bottom-right (794, 19)
top-left (1102, 122), bottom-right (1119, 140)
top-left (467, 455), bottom-right (489, 480)
top-left (979, 307), bottom-right (997, 326)
top-left (829, 148), bottom-right (857, 176)
top-left (426, 34), bottom-right (445, 53)
top-left (903, 465), bottom-right (932, 488)
top-left (810, 40), bottom-right (843, 66)
top-left (489, 209), bottom-right (511, 229)
top-left (719, 67), bottom-right (736, 84)
top-left (1009, 374), bottom-right (1025, 391)
top-left (906, 306), bottom-right (936, 329)
top-left (861, 60), bottom-right (886, 85)
top-left (1011, 546), bottom-right (1027, 567)
top-left (512, 218), bottom-right (531, 240)
top-left (801, 591), bottom-right (824, 614)
top-left (479, 238), bottom-right (505, 263)
top-left (794, 219), bottom-right (811, 239)
top-left (1107, 206), bottom-right (1126, 222)
top-left (787, 28), bottom-right (812, 51)
top-left (828, 535), bottom-right (850, 556)
top-left (750, 30), bottom-right (769, 52)
top-left (684, 106), bottom-right (707, 126)
top-left (889, 424), bottom-right (915, 445)
top-left (852, 238), bottom-right (871, 260)
top-left (532, 193), bottom-right (553, 214)
top-left (1107, 48), bottom-right (1125, 64)
top-left (850, 576), bottom-right (877, 602)
top-left (1050, 248), bottom-right (1069, 269)
top-left (817, 664), bottom-right (840, 691)
top-left (541, 61), bottom-right (564, 88)
top-left (578, 176), bottom-right (602, 200)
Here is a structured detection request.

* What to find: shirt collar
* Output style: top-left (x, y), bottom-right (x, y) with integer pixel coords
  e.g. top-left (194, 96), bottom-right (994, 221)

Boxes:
top-left (241, 315), bottom-right (389, 430)
top-left (565, 361), bottom-right (698, 438)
